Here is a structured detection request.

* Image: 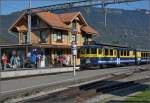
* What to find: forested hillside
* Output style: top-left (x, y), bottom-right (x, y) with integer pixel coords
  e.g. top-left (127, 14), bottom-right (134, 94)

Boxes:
top-left (0, 7), bottom-right (149, 49)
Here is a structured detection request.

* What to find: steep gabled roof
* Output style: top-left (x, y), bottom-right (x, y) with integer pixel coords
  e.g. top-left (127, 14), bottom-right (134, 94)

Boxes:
top-left (8, 12), bottom-right (27, 32)
top-left (59, 12), bottom-right (87, 25)
top-left (9, 11), bottom-right (98, 35)
top-left (36, 12), bottom-right (69, 30)
top-left (81, 25), bottom-right (98, 35)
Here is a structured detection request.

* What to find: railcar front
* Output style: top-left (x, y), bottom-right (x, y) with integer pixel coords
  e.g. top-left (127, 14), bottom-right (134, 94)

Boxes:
top-left (80, 45), bottom-right (118, 69)
top-left (80, 45), bottom-right (101, 69)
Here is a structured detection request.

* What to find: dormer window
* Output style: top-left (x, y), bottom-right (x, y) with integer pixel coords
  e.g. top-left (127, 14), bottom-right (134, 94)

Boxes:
top-left (72, 35), bottom-right (77, 43)
top-left (72, 20), bottom-right (77, 30)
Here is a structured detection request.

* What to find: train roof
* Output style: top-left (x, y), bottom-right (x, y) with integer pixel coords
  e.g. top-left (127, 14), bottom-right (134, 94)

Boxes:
top-left (82, 42), bottom-right (150, 52)
top-left (82, 43), bottom-right (134, 50)
top-left (136, 49), bottom-right (150, 52)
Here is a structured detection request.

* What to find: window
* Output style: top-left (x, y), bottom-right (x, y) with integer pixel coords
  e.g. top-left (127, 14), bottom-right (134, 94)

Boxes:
top-left (114, 50), bottom-right (117, 56)
top-left (141, 52), bottom-right (144, 57)
top-left (105, 49), bottom-right (109, 56)
top-left (133, 51), bottom-right (136, 55)
top-left (23, 32), bottom-right (28, 43)
top-left (98, 49), bottom-right (102, 54)
top-left (121, 50), bottom-right (124, 56)
top-left (86, 48), bottom-right (90, 54)
top-left (127, 51), bottom-right (130, 56)
top-left (72, 20), bottom-right (77, 30)
top-left (145, 53), bottom-right (147, 57)
top-left (57, 33), bottom-right (62, 40)
top-left (40, 30), bottom-right (49, 43)
top-left (110, 49), bottom-right (113, 56)
top-left (53, 31), bottom-right (63, 42)
top-left (124, 50), bottom-right (126, 56)
top-left (84, 36), bottom-right (89, 43)
top-left (31, 16), bottom-right (39, 27)
top-left (80, 49), bottom-right (85, 54)
top-left (72, 35), bottom-right (77, 42)
top-left (91, 48), bottom-right (97, 54)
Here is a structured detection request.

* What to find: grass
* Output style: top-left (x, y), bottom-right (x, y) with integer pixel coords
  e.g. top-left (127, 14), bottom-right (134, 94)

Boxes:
top-left (126, 89), bottom-right (150, 102)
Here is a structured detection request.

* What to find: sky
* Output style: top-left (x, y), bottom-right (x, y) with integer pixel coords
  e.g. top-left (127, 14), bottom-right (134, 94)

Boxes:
top-left (0, 0), bottom-right (149, 15)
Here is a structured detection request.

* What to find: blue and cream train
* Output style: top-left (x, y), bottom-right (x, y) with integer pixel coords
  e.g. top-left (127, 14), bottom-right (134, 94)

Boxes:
top-left (80, 43), bottom-right (150, 69)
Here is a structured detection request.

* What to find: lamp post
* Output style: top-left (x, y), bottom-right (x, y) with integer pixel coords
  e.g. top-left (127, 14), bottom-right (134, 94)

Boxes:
top-left (71, 41), bottom-right (77, 77)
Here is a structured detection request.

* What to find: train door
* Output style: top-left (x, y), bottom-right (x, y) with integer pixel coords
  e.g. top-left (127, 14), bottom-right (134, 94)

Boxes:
top-left (134, 50), bottom-right (137, 65)
top-left (116, 49), bottom-right (120, 65)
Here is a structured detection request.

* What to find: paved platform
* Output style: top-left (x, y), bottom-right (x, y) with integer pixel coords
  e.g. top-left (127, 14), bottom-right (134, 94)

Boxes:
top-left (0, 67), bottom-right (79, 79)
top-left (0, 65), bottom-right (150, 103)
top-left (0, 66), bottom-right (139, 94)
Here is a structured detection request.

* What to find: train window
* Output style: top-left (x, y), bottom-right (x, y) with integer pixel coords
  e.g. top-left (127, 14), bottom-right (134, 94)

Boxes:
top-left (110, 49), bottom-right (113, 56)
top-left (118, 50), bottom-right (121, 56)
top-left (104, 49), bottom-right (109, 56)
top-left (133, 51), bottom-right (135, 55)
top-left (80, 49), bottom-right (85, 54)
top-left (91, 48), bottom-right (97, 54)
top-left (141, 52), bottom-right (144, 57)
top-left (123, 50), bottom-right (126, 56)
top-left (141, 53), bottom-right (143, 57)
top-left (98, 49), bottom-right (102, 54)
top-left (145, 53), bottom-right (147, 57)
top-left (147, 53), bottom-right (148, 57)
top-left (114, 50), bottom-right (117, 56)
top-left (121, 50), bottom-right (124, 56)
top-left (127, 51), bottom-right (129, 56)
top-left (86, 48), bottom-right (90, 54)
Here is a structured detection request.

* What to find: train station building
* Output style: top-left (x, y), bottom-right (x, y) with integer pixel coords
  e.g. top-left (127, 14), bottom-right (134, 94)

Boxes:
top-left (0, 11), bottom-right (98, 67)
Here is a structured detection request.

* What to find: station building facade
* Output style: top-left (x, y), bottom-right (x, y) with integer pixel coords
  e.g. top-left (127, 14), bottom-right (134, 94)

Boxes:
top-left (2, 11), bottom-right (98, 66)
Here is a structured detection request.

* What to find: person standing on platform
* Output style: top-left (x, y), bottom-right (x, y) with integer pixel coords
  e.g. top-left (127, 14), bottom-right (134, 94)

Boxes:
top-left (2, 54), bottom-right (8, 69)
top-left (1, 57), bottom-right (4, 70)
top-left (16, 55), bottom-right (21, 68)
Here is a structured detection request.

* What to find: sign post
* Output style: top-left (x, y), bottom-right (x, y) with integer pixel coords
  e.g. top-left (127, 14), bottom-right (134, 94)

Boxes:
top-left (71, 41), bottom-right (77, 77)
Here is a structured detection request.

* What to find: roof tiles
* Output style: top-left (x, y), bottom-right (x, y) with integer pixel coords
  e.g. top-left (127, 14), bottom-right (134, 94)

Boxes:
top-left (36, 12), bottom-right (69, 30)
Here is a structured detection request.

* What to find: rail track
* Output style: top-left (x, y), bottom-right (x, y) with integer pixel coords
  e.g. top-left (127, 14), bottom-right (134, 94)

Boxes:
top-left (17, 65), bottom-right (150, 103)
top-left (0, 65), bottom-right (149, 103)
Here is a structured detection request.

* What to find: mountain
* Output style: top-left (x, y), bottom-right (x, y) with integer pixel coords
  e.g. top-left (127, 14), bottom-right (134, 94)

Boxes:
top-left (0, 12), bottom-right (22, 44)
top-left (0, 7), bottom-right (150, 49)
